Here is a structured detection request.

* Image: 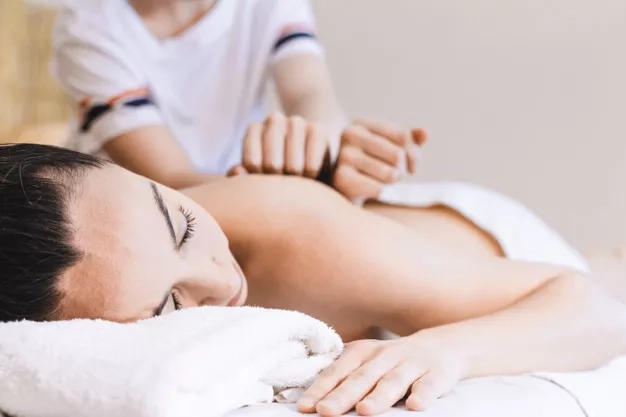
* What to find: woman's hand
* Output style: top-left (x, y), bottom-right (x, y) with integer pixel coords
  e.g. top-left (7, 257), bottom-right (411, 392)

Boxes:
top-left (297, 335), bottom-right (465, 416)
top-left (332, 121), bottom-right (428, 202)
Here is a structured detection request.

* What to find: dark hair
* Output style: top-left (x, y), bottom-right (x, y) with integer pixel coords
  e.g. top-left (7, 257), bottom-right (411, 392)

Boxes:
top-left (0, 143), bottom-right (106, 322)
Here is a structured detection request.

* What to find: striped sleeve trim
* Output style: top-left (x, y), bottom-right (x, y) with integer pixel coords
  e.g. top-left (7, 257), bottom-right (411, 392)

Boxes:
top-left (272, 23), bottom-right (317, 53)
top-left (79, 88), bottom-right (155, 133)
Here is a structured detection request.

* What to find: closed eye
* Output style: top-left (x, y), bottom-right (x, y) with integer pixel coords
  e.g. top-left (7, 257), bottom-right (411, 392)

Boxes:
top-left (177, 206), bottom-right (196, 250)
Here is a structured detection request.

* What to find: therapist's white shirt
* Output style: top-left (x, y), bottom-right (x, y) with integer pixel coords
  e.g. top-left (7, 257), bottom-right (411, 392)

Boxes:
top-left (52, 0), bottom-right (323, 174)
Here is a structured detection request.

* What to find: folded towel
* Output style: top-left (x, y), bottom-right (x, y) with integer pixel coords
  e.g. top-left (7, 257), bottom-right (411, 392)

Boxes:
top-left (0, 306), bottom-right (343, 417)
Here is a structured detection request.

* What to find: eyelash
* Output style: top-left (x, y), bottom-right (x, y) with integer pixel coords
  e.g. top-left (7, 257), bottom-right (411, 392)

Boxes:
top-left (172, 292), bottom-right (182, 310)
top-left (178, 206), bottom-right (196, 249)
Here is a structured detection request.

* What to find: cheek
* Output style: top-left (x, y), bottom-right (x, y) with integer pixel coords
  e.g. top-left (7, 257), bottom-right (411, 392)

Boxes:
top-left (190, 212), bottom-right (233, 263)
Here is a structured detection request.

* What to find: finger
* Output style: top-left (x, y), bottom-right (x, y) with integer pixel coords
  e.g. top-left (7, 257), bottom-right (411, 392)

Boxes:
top-left (406, 129), bottom-right (428, 175)
top-left (333, 164), bottom-right (384, 202)
top-left (406, 143), bottom-right (424, 175)
top-left (262, 112), bottom-right (287, 173)
top-left (402, 131), bottom-right (416, 175)
top-left (304, 122), bottom-right (329, 178)
top-left (356, 363), bottom-right (426, 416)
top-left (406, 370), bottom-right (456, 412)
top-left (351, 151), bottom-right (401, 184)
top-left (403, 129), bottom-right (428, 174)
top-left (226, 165), bottom-right (248, 177)
top-left (316, 357), bottom-right (397, 417)
top-left (284, 116), bottom-right (307, 175)
top-left (298, 348), bottom-right (365, 413)
top-left (411, 128), bottom-right (428, 146)
top-left (342, 125), bottom-right (404, 167)
top-left (241, 123), bottom-right (263, 173)
top-left (353, 119), bottom-right (406, 147)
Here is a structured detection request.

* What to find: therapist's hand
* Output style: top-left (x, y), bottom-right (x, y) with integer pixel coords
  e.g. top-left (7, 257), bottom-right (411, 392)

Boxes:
top-left (231, 112), bottom-right (329, 178)
top-left (332, 120), bottom-right (428, 202)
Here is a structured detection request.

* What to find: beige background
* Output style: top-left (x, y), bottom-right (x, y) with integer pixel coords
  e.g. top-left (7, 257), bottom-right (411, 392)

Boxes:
top-left (311, 0), bottom-right (626, 251)
top-left (1, 0), bottom-right (624, 251)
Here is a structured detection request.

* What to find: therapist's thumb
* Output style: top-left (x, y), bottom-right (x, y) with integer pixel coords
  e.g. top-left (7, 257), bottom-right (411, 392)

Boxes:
top-left (411, 129), bottom-right (428, 146)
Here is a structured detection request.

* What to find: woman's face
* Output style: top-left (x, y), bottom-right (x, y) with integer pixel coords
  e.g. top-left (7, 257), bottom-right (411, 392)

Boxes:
top-left (58, 164), bottom-right (247, 322)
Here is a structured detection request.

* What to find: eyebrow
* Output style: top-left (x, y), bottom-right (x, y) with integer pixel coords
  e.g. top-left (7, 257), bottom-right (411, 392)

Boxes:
top-left (150, 182), bottom-right (177, 249)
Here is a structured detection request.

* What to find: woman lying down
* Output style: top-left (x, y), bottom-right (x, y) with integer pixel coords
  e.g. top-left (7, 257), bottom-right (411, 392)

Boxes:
top-left (1, 143), bottom-right (625, 417)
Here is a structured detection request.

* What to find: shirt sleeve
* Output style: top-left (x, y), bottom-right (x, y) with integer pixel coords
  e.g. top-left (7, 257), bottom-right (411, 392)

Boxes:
top-left (51, 8), bottom-right (163, 153)
top-left (266, 0), bottom-right (325, 66)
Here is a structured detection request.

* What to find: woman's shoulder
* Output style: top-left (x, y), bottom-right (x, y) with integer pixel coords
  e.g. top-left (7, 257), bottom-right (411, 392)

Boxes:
top-left (186, 175), bottom-right (348, 217)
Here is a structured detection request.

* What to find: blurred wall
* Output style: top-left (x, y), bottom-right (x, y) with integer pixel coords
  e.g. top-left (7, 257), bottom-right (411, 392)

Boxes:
top-left (312, 0), bottom-right (626, 250)
top-left (0, 0), bottom-right (70, 140)
top-left (1, 0), bottom-right (624, 249)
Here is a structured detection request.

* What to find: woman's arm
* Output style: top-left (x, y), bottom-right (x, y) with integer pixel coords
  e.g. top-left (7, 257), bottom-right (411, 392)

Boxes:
top-left (189, 175), bottom-right (626, 367)
top-left (185, 175), bottom-right (626, 414)
top-left (286, 179), bottom-right (626, 369)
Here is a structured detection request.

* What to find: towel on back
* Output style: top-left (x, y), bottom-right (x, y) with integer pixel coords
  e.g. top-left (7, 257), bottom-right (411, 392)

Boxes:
top-left (0, 306), bottom-right (343, 417)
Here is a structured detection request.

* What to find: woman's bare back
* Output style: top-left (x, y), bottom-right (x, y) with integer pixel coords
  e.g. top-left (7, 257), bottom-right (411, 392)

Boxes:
top-left (185, 175), bottom-right (564, 341)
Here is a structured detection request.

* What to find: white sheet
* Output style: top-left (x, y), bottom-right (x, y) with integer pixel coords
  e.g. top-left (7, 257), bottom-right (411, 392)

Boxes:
top-left (227, 375), bottom-right (586, 417)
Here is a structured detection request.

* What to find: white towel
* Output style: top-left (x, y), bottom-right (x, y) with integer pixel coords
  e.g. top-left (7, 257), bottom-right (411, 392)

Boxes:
top-left (0, 306), bottom-right (343, 417)
top-left (379, 181), bottom-right (589, 272)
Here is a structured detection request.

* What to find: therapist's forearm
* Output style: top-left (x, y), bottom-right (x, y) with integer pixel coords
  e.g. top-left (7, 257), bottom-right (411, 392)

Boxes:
top-left (166, 172), bottom-right (224, 190)
top-left (421, 273), bottom-right (626, 379)
top-left (282, 89), bottom-right (347, 158)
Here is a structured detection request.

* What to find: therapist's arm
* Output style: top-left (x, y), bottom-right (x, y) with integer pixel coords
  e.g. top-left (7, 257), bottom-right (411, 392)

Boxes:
top-left (272, 54), bottom-right (347, 155)
top-left (104, 126), bottom-right (221, 189)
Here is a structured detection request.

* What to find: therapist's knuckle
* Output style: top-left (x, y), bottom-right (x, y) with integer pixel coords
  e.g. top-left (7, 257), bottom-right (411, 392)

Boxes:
top-left (380, 165), bottom-right (397, 183)
top-left (263, 163), bottom-right (283, 174)
top-left (352, 118), bottom-right (371, 127)
top-left (337, 146), bottom-right (360, 167)
top-left (284, 162), bottom-right (303, 176)
top-left (306, 120), bottom-right (323, 135)
top-left (341, 125), bottom-right (364, 144)
top-left (246, 122), bottom-right (263, 135)
top-left (307, 122), bottom-right (328, 145)
top-left (243, 161), bottom-right (261, 172)
top-left (288, 115), bottom-right (306, 128)
top-left (242, 155), bottom-right (261, 170)
top-left (266, 111), bottom-right (286, 126)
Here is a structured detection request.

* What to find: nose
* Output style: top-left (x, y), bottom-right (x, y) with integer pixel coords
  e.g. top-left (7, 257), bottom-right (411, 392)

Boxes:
top-left (188, 257), bottom-right (245, 307)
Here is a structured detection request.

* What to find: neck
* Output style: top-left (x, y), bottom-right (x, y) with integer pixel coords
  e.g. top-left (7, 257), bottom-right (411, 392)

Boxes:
top-left (129, 0), bottom-right (218, 39)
